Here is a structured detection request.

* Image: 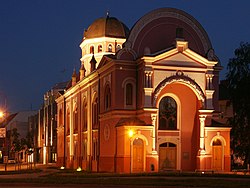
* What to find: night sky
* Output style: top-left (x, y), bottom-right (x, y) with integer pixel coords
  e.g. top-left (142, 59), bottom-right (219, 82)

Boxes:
top-left (0, 0), bottom-right (249, 113)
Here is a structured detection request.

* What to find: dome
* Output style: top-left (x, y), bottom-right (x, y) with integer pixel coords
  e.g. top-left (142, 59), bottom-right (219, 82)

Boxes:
top-left (84, 16), bottom-right (129, 39)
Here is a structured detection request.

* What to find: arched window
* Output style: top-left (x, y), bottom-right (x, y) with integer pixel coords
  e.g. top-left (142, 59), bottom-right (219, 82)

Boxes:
top-left (82, 99), bottom-right (87, 131)
top-left (108, 44), bottom-right (112, 52)
top-left (90, 46), bottom-right (94, 54)
top-left (104, 85), bottom-right (111, 110)
top-left (126, 83), bottom-right (133, 105)
top-left (59, 109), bottom-right (63, 126)
top-left (92, 139), bottom-right (98, 161)
top-left (159, 96), bottom-right (177, 130)
top-left (98, 45), bottom-right (102, 53)
top-left (73, 107), bottom-right (78, 133)
top-left (66, 109), bottom-right (70, 135)
top-left (116, 44), bottom-right (121, 52)
top-left (82, 139), bottom-right (87, 160)
top-left (92, 97), bottom-right (98, 129)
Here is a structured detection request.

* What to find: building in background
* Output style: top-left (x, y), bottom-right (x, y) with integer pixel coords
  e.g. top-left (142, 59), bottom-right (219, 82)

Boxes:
top-left (56, 8), bottom-right (231, 172)
top-left (3, 111), bottom-right (36, 162)
top-left (36, 82), bottom-right (67, 164)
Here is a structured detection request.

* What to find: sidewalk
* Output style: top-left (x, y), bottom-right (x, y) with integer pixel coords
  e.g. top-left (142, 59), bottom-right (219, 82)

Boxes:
top-left (0, 163), bottom-right (59, 179)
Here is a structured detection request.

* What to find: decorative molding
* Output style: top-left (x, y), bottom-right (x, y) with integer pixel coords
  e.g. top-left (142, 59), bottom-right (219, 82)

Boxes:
top-left (153, 74), bottom-right (205, 106)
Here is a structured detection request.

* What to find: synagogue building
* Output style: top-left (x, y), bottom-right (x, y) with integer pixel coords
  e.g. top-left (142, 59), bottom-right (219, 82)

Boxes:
top-left (56, 8), bottom-right (231, 173)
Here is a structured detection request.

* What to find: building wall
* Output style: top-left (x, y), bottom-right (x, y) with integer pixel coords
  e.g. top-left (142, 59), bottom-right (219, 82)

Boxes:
top-left (56, 8), bottom-right (231, 173)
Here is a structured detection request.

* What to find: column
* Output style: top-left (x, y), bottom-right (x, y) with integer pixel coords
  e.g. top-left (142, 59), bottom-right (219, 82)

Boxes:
top-left (151, 114), bottom-right (157, 154)
top-left (199, 114), bottom-right (206, 155)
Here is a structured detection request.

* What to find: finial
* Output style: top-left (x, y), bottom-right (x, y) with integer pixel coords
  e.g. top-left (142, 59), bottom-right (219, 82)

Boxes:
top-left (106, 10), bottom-right (110, 18)
top-left (72, 67), bottom-right (77, 77)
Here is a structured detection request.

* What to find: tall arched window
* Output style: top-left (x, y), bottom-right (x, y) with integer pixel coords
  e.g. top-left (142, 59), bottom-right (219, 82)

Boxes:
top-left (82, 99), bottom-right (87, 131)
top-left (104, 85), bottom-right (111, 110)
top-left (59, 109), bottom-right (63, 126)
top-left (116, 44), bottom-right (121, 52)
top-left (159, 96), bottom-right (177, 130)
top-left (92, 139), bottom-right (98, 161)
top-left (126, 83), bottom-right (133, 105)
top-left (90, 46), bottom-right (94, 54)
top-left (98, 45), bottom-right (102, 53)
top-left (82, 139), bottom-right (87, 160)
top-left (66, 109), bottom-right (70, 135)
top-left (73, 107), bottom-right (78, 133)
top-left (92, 97), bottom-right (98, 129)
top-left (108, 44), bottom-right (112, 52)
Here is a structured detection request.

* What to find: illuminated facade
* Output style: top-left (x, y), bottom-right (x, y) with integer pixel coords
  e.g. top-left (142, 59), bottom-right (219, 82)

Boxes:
top-left (56, 8), bottom-right (231, 172)
top-left (37, 82), bottom-right (67, 164)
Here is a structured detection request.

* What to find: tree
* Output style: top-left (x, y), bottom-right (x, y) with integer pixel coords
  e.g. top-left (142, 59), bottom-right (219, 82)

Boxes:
top-left (11, 128), bottom-right (22, 154)
top-left (226, 42), bottom-right (250, 167)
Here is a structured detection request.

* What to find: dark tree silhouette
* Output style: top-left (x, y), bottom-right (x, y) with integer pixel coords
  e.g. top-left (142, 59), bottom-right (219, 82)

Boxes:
top-left (226, 42), bottom-right (250, 167)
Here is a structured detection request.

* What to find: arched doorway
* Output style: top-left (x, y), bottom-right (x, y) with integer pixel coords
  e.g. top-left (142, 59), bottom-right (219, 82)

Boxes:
top-left (132, 138), bottom-right (144, 172)
top-left (159, 142), bottom-right (177, 170)
top-left (212, 139), bottom-right (222, 170)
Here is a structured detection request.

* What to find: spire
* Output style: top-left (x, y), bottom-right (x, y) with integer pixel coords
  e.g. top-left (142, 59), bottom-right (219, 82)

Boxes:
top-left (71, 68), bottom-right (77, 86)
top-left (106, 10), bottom-right (110, 18)
top-left (90, 55), bottom-right (97, 72)
top-left (80, 63), bottom-right (86, 80)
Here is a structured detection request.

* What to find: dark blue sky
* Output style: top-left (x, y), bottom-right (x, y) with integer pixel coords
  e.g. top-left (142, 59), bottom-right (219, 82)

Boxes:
top-left (0, 0), bottom-right (249, 112)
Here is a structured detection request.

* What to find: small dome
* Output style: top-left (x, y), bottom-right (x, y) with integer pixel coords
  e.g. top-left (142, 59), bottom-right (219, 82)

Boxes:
top-left (84, 16), bottom-right (129, 39)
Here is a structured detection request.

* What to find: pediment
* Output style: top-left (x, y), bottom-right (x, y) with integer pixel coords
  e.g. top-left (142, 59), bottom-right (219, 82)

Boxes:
top-left (153, 52), bottom-right (206, 68)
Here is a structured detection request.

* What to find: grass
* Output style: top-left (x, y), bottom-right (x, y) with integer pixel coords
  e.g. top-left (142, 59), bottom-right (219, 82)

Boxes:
top-left (0, 169), bottom-right (250, 187)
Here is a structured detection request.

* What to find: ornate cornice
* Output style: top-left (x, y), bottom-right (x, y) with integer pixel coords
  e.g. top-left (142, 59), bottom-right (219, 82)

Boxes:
top-left (153, 73), bottom-right (205, 106)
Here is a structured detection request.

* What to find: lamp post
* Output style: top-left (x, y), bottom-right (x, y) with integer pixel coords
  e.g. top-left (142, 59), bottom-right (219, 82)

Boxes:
top-left (0, 92), bottom-right (8, 170)
top-left (0, 109), bottom-right (7, 170)
top-left (128, 129), bottom-right (134, 173)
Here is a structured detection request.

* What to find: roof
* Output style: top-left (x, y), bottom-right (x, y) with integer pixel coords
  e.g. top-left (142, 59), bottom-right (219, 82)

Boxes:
top-left (84, 16), bottom-right (129, 39)
top-left (116, 117), bottom-right (149, 127)
top-left (0, 113), bottom-right (18, 127)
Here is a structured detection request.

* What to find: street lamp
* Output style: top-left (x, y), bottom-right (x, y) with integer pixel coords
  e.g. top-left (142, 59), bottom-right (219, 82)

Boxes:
top-left (128, 129), bottom-right (134, 173)
top-left (0, 111), bottom-right (4, 119)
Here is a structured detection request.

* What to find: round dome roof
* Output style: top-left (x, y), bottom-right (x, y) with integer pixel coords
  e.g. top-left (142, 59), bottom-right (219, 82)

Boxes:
top-left (84, 16), bottom-right (129, 39)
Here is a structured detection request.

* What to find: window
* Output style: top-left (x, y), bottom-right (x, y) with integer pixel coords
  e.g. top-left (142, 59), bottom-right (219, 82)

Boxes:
top-left (92, 139), bottom-right (98, 161)
top-left (90, 46), bottom-right (94, 54)
top-left (108, 44), bottom-right (112, 52)
top-left (74, 141), bottom-right (78, 158)
top-left (159, 96), bottom-right (177, 130)
top-left (82, 139), bottom-right (87, 160)
top-left (98, 45), bottom-right (102, 53)
top-left (104, 85), bottom-right (111, 110)
top-left (126, 83), bottom-right (133, 105)
top-left (59, 109), bottom-right (63, 126)
top-left (82, 99), bottom-right (87, 131)
top-left (92, 97), bottom-right (98, 129)
top-left (116, 44), bottom-right (121, 52)
top-left (66, 109), bottom-right (70, 135)
top-left (73, 107), bottom-right (78, 133)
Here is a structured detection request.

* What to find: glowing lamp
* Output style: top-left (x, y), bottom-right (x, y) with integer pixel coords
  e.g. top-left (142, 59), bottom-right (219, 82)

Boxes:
top-left (128, 129), bottom-right (134, 138)
top-left (0, 111), bottom-right (4, 118)
top-left (60, 166), bottom-right (65, 170)
top-left (76, 167), bottom-right (82, 172)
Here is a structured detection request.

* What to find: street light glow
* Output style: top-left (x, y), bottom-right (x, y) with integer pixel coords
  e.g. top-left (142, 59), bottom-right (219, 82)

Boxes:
top-left (128, 129), bottom-right (134, 138)
top-left (0, 111), bottom-right (4, 118)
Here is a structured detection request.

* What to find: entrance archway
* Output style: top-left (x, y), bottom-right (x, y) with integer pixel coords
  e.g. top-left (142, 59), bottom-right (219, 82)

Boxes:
top-left (212, 139), bottom-right (222, 170)
top-left (132, 138), bottom-right (144, 172)
top-left (159, 142), bottom-right (177, 170)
